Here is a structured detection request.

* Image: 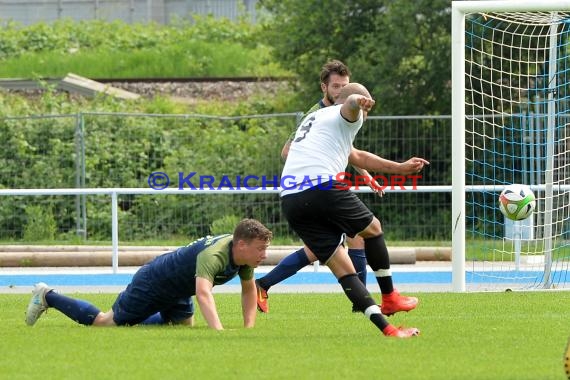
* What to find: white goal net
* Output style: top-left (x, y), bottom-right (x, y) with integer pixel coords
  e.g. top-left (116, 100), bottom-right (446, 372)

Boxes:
top-left (452, 1), bottom-right (570, 291)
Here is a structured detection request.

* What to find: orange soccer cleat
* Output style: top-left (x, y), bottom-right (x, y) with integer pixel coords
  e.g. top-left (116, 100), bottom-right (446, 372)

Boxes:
top-left (381, 290), bottom-right (418, 316)
top-left (383, 325), bottom-right (420, 338)
top-left (255, 280), bottom-right (269, 313)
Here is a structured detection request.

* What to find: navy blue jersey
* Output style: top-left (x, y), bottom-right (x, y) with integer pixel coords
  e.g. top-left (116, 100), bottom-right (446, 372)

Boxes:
top-left (144, 235), bottom-right (254, 299)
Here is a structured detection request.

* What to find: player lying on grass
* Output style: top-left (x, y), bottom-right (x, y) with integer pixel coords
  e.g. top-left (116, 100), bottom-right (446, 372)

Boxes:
top-left (25, 218), bottom-right (272, 330)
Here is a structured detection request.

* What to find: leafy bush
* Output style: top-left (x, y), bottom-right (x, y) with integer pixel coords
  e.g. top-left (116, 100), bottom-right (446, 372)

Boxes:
top-left (0, 86), bottom-right (453, 241)
top-left (0, 13), bottom-right (454, 241)
top-left (0, 88), bottom-right (299, 241)
top-left (23, 205), bottom-right (56, 241)
top-left (210, 215), bottom-right (241, 236)
top-left (0, 18), bottom-right (291, 78)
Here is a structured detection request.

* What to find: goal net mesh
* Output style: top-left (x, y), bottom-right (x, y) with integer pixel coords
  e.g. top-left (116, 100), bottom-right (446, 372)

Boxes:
top-left (464, 10), bottom-right (570, 290)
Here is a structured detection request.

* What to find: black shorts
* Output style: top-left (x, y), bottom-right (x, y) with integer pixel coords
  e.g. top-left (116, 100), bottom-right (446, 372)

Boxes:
top-left (281, 181), bottom-right (373, 263)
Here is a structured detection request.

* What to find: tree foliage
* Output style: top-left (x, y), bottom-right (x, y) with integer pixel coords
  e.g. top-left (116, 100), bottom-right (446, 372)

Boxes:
top-left (258, 0), bottom-right (452, 115)
top-left (0, 14), bottom-right (455, 241)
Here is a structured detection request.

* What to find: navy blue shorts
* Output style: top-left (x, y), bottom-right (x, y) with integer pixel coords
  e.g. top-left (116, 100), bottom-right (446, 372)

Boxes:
top-left (111, 265), bottom-right (194, 326)
top-left (281, 182), bottom-right (373, 263)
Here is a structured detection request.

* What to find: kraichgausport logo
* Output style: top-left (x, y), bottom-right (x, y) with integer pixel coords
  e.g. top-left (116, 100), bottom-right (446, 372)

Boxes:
top-left (147, 171), bottom-right (422, 191)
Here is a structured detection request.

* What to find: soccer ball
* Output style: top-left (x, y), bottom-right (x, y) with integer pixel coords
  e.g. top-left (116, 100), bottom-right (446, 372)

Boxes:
top-left (498, 184), bottom-right (536, 221)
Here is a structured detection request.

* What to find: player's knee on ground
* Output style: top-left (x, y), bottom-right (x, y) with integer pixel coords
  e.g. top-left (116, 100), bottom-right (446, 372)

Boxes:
top-left (176, 316), bottom-right (194, 326)
top-left (93, 311), bottom-right (117, 326)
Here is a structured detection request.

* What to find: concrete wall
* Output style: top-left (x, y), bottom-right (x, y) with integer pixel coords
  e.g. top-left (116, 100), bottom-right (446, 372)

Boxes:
top-left (0, 0), bottom-right (259, 26)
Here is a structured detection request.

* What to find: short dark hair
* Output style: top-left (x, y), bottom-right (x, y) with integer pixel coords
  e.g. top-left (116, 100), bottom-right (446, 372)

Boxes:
top-left (233, 219), bottom-right (273, 243)
top-left (320, 60), bottom-right (351, 85)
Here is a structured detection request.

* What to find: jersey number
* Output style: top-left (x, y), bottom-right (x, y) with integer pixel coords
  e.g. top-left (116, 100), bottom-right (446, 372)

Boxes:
top-left (293, 115), bottom-right (315, 143)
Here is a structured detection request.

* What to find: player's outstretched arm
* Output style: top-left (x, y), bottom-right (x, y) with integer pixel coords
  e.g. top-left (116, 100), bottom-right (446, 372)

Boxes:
top-left (340, 94), bottom-right (375, 122)
top-left (240, 278), bottom-right (257, 328)
top-left (353, 165), bottom-right (384, 197)
top-left (196, 276), bottom-right (224, 330)
top-left (349, 148), bottom-right (429, 175)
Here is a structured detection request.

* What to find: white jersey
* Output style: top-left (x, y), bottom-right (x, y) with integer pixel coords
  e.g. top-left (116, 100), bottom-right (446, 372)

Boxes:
top-left (281, 105), bottom-right (363, 196)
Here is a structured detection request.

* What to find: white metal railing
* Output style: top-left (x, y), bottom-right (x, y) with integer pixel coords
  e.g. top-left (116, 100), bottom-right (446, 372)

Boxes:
top-left (0, 186), bottom-right (452, 273)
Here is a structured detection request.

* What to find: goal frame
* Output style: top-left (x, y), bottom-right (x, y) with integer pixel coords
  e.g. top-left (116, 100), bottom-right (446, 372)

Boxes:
top-left (451, 0), bottom-right (570, 291)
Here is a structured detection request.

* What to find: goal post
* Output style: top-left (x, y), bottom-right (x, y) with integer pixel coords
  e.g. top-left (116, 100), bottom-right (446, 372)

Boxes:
top-left (451, 1), bottom-right (570, 292)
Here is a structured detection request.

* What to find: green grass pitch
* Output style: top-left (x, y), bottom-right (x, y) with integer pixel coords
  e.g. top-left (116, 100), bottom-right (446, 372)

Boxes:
top-left (1, 291), bottom-right (568, 379)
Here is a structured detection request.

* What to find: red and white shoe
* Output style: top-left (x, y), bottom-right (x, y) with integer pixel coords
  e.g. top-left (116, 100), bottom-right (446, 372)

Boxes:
top-left (381, 290), bottom-right (418, 316)
top-left (383, 325), bottom-right (420, 338)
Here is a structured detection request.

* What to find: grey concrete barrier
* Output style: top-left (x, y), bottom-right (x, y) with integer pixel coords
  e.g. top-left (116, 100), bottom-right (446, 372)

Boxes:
top-left (0, 245), bottom-right (450, 267)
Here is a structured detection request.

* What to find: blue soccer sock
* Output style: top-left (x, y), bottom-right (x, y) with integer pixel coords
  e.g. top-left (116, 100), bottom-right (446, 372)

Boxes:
top-left (45, 291), bottom-right (101, 326)
top-left (257, 248), bottom-right (310, 291)
top-left (348, 248), bottom-right (367, 286)
top-left (140, 312), bottom-right (166, 325)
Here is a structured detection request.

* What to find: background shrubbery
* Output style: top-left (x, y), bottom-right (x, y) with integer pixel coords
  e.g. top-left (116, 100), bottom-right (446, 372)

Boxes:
top-left (0, 17), bottom-right (290, 79)
top-left (0, 7), bottom-right (454, 242)
top-left (0, 88), bottom-right (298, 242)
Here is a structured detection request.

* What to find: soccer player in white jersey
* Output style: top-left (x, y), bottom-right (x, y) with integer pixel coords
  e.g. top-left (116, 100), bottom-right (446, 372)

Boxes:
top-left (280, 83), bottom-right (429, 338)
top-left (256, 60), bottom-right (382, 314)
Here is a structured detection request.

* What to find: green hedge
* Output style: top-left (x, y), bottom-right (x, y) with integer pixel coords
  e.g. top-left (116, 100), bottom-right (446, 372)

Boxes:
top-left (0, 94), bottom-right (297, 241)
top-left (0, 110), bottom-right (456, 241)
top-left (0, 17), bottom-right (290, 78)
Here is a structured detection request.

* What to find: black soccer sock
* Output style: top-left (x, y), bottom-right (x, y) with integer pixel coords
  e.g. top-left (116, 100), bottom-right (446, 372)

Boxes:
top-left (338, 274), bottom-right (389, 331)
top-left (364, 234), bottom-right (394, 295)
